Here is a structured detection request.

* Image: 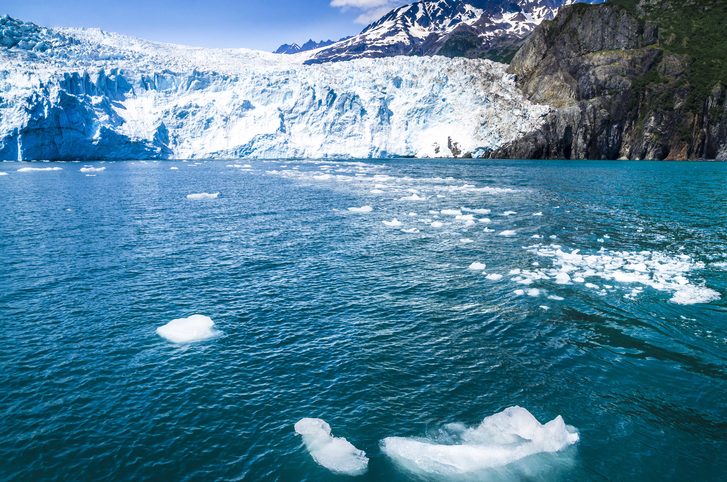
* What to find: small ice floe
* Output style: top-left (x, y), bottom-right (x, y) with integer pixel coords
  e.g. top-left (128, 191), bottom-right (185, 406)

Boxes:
top-left (532, 234), bottom-right (543, 239)
top-left (186, 192), bottom-right (220, 200)
top-left (370, 189), bottom-right (385, 194)
top-left (80, 166), bottom-right (105, 173)
top-left (498, 230), bottom-right (517, 237)
top-left (527, 288), bottom-right (541, 297)
top-left (295, 418), bottom-right (368, 476)
top-left (0, 172), bottom-right (8, 176)
top-left (383, 219), bottom-right (402, 227)
top-left (478, 217), bottom-right (492, 224)
top-left (483, 227), bottom-right (495, 233)
top-left (431, 221), bottom-right (444, 228)
top-left (381, 406), bottom-right (579, 478)
top-left (533, 212), bottom-right (544, 216)
top-left (485, 273), bottom-right (503, 281)
top-left (548, 295), bottom-right (565, 301)
top-left (502, 211), bottom-right (517, 216)
top-left (156, 314), bottom-right (219, 343)
top-left (408, 212), bottom-right (418, 217)
top-left (514, 289), bottom-right (525, 296)
top-left (468, 262), bottom-right (487, 271)
top-left (401, 228), bottom-right (420, 234)
top-left (460, 238), bottom-right (474, 244)
top-left (540, 305), bottom-right (550, 311)
top-left (170, 166), bottom-right (179, 170)
top-left (348, 206), bottom-right (373, 213)
top-left (313, 173), bottom-right (333, 181)
top-left (17, 166), bottom-right (62, 172)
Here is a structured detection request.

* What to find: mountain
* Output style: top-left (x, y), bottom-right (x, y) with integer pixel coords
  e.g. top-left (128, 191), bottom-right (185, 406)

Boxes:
top-left (307, 0), bottom-right (594, 64)
top-left (274, 39), bottom-right (342, 55)
top-left (0, 15), bottom-right (548, 160)
top-left (487, 0), bottom-right (727, 160)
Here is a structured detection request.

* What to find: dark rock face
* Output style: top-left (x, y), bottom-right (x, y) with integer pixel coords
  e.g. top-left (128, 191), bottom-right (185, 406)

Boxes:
top-left (488, 1), bottom-right (727, 160)
top-left (306, 0), bottom-right (581, 65)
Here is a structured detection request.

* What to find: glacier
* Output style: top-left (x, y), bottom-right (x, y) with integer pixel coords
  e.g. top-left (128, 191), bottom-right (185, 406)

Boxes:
top-left (0, 15), bottom-right (549, 161)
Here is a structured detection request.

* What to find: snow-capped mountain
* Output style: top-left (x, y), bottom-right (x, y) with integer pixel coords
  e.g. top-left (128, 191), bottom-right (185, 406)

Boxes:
top-left (308, 0), bottom-right (592, 64)
top-left (0, 15), bottom-right (549, 161)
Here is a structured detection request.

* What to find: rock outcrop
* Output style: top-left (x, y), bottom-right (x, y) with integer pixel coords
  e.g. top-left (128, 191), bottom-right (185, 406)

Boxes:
top-left (488, 0), bottom-right (727, 160)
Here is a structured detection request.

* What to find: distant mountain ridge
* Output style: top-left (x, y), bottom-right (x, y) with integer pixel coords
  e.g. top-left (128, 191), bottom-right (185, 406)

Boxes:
top-left (307, 0), bottom-right (599, 64)
top-left (274, 39), bottom-right (343, 55)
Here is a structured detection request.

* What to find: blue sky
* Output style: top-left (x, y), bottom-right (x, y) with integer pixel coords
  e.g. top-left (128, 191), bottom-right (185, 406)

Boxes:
top-left (2, 0), bottom-right (408, 51)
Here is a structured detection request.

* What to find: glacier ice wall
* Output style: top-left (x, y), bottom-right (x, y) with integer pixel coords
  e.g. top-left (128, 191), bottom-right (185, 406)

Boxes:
top-left (0, 16), bottom-right (549, 160)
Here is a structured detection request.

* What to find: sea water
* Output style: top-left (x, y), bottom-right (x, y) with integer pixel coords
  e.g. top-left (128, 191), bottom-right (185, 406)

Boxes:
top-left (0, 159), bottom-right (725, 480)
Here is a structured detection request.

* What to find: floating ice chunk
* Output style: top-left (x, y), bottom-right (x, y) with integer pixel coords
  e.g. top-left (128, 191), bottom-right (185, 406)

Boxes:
top-left (463, 208), bottom-right (491, 215)
top-left (0, 172), bottom-right (7, 176)
top-left (170, 166), bottom-right (179, 170)
top-left (468, 262), bottom-right (487, 271)
top-left (503, 211), bottom-right (517, 216)
top-left (441, 209), bottom-right (463, 216)
top-left (555, 272), bottom-right (571, 285)
top-left (670, 286), bottom-right (721, 305)
top-left (370, 189), bottom-right (385, 194)
top-left (156, 314), bottom-right (218, 343)
top-left (547, 295), bottom-right (565, 301)
top-left (585, 283), bottom-right (599, 290)
top-left (408, 212), bottom-right (418, 217)
top-left (383, 219), bottom-right (402, 227)
top-left (431, 221), bottom-right (444, 228)
top-left (17, 167), bottom-right (62, 172)
top-left (527, 288), bottom-right (541, 297)
top-left (533, 212), bottom-right (544, 216)
top-left (478, 217), bottom-right (492, 224)
top-left (187, 192), bottom-right (220, 200)
top-left (532, 234), bottom-right (543, 239)
top-left (348, 206), bottom-right (373, 213)
top-left (80, 166), bottom-right (105, 173)
top-left (295, 418), bottom-right (368, 476)
top-left (381, 406), bottom-right (579, 477)
top-left (486, 273), bottom-right (503, 281)
top-left (540, 305), bottom-right (550, 311)
top-left (460, 238), bottom-right (474, 244)
top-left (401, 228), bottom-right (420, 234)
top-left (514, 289), bottom-right (525, 296)
top-left (483, 227), bottom-right (495, 233)
top-left (313, 173), bottom-right (332, 181)
top-left (499, 230), bottom-right (517, 237)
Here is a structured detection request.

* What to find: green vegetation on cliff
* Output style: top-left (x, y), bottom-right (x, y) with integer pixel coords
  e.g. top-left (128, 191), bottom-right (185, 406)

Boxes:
top-left (609, 0), bottom-right (727, 109)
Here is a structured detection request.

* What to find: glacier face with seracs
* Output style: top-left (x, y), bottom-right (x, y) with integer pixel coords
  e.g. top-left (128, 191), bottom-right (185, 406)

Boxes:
top-left (0, 15), bottom-right (549, 160)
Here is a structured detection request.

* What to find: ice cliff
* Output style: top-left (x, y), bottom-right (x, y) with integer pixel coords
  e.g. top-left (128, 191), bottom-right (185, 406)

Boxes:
top-left (0, 15), bottom-right (549, 161)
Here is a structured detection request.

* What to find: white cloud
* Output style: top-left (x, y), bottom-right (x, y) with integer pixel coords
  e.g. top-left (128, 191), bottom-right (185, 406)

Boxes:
top-left (331, 0), bottom-right (407, 25)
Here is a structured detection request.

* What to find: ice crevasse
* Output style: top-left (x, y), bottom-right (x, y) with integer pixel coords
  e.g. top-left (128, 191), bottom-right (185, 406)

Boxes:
top-left (0, 15), bottom-right (550, 161)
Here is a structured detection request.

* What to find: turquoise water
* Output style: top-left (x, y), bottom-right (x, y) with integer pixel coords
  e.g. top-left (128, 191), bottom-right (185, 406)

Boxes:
top-left (0, 159), bottom-right (725, 481)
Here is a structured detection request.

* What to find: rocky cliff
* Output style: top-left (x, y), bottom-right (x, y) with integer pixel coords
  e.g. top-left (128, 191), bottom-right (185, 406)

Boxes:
top-left (488, 0), bottom-right (727, 160)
